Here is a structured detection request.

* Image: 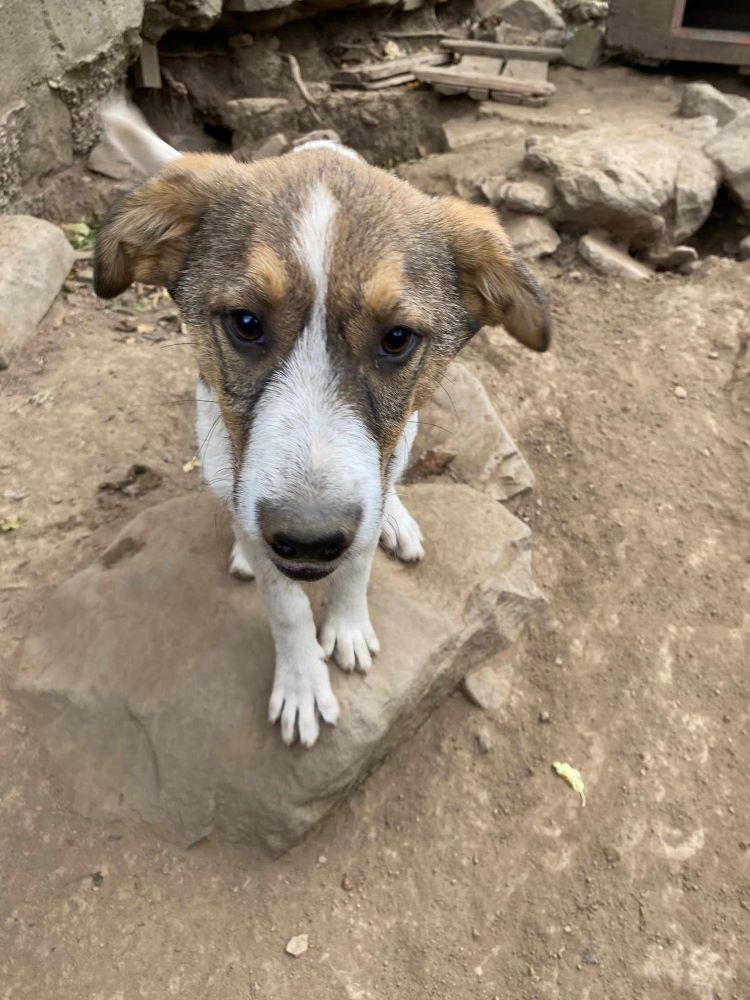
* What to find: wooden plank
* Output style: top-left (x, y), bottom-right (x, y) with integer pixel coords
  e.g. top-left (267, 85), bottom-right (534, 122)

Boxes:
top-left (490, 90), bottom-right (548, 107)
top-left (133, 40), bottom-right (161, 89)
top-left (362, 73), bottom-right (417, 90)
top-left (441, 40), bottom-right (563, 62)
top-left (459, 55), bottom-right (503, 76)
top-left (468, 88), bottom-right (490, 100)
top-left (501, 59), bottom-right (549, 82)
top-left (415, 66), bottom-right (555, 96)
top-left (434, 84), bottom-right (466, 96)
top-left (331, 52), bottom-right (449, 87)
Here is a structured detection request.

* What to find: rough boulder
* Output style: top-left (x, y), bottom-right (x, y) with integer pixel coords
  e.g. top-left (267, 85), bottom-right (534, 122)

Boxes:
top-left (15, 376), bottom-right (543, 856)
top-left (524, 124), bottom-right (720, 251)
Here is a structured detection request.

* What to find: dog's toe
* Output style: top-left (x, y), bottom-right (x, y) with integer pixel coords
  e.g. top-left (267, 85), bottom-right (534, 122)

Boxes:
top-left (380, 493), bottom-right (425, 563)
top-left (321, 616), bottom-right (379, 674)
top-left (268, 646), bottom-right (339, 747)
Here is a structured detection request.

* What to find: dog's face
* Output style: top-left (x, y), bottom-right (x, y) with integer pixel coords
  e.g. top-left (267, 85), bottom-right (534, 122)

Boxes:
top-left (95, 146), bottom-right (549, 579)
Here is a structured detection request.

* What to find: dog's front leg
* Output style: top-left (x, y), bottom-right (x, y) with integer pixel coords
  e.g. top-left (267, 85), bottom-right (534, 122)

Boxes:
top-left (252, 553), bottom-right (339, 747)
top-left (320, 547), bottom-right (380, 673)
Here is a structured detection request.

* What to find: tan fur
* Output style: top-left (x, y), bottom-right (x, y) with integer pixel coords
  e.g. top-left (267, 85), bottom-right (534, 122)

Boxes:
top-left (438, 197), bottom-right (549, 352)
top-left (96, 146), bottom-right (550, 480)
top-left (363, 256), bottom-right (405, 319)
top-left (94, 160), bottom-right (244, 298)
top-left (246, 244), bottom-right (288, 307)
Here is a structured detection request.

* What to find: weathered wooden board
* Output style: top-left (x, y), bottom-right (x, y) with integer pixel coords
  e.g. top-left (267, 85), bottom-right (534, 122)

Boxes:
top-left (332, 51), bottom-right (449, 87)
top-left (440, 40), bottom-right (563, 62)
top-left (414, 66), bottom-right (555, 96)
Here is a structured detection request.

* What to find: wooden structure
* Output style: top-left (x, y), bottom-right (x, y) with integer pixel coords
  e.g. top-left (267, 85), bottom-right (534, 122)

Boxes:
top-left (608, 0), bottom-right (750, 67)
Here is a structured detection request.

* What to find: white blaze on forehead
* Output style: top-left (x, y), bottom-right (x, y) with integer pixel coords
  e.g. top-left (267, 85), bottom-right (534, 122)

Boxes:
top-left (235, 182), bottom-right (383, 551)
top-left (293, 182), bottom-right (337, 311)
top-left (292, 139), bottom-right (362, 162)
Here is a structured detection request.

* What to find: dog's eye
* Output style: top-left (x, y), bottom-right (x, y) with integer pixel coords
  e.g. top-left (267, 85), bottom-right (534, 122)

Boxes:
top-left (221, 310), bottom-right (264, 346)
top-left (380, 327), bottom-right (418, 360)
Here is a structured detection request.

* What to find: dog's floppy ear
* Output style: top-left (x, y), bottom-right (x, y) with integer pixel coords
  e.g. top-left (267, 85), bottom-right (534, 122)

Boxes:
top-left (93, 156), bottom-right (233, 299)
top-left (438, 198), bottom-right (550, 352)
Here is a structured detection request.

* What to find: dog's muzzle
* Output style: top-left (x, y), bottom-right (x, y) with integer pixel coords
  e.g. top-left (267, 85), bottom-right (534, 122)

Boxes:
top-left (257, 499), bottom-right (362, 581)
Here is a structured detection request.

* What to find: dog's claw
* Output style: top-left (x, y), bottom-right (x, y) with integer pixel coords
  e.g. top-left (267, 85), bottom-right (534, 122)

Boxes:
top-left (320, 616), bottom-right (379, 673)
top-left (268, 643), bottom-right (339, 747)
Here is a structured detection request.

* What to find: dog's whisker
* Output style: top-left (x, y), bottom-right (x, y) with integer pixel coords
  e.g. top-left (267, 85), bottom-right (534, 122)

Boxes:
top-left (436, 379), bottom-right (461, 430)
top-left (199, 413), bottom-right (224, 456)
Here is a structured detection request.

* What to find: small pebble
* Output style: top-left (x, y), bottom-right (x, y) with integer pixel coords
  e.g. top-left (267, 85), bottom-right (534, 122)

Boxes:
top-left (341, 874), bottom-right (354, 891)
top-left (707, 351), bottom-right (719, 359)
top-left (673, 386), bottom-right (687, 399)
top-left (285, 934), bottom-right (308, 958)
top-left (475, 730), bottom-right (492, 754)
top-left (581, 950), bottom-right (600, 966)
top-left (539, 710), bottom-right (551, 723)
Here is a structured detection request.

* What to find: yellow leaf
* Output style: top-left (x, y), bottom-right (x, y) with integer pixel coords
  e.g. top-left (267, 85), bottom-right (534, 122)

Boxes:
top-left (552, 761), bottom-right (586, 806)
top-left (0, 516), bottom-right (21, 532)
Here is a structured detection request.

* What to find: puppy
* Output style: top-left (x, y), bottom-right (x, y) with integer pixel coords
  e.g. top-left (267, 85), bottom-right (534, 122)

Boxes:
top-left (94, 101), bottom-right (549, 748)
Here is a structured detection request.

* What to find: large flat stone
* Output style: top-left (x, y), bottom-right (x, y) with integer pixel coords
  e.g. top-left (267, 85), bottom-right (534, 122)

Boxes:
top-left (14, 485), bottom-right (543, 856)
top-left (0, 215), bottom-right (75, 369)
top-left (412, 362), bottom-right (535, 500)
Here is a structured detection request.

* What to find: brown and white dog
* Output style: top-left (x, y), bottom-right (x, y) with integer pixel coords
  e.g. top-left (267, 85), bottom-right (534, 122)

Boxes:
top-left (94, 101), bottom-right (549, 748)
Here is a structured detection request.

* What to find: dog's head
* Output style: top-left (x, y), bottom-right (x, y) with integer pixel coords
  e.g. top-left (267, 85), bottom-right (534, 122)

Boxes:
top-left (95, 104), bottom-right (549, 580)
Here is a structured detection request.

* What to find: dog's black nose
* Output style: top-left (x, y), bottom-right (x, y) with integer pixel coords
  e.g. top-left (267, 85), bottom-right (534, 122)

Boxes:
top-left (269, 531), bottom-right (350, 564)
top-left (258, 500), bottom-right (361, 570)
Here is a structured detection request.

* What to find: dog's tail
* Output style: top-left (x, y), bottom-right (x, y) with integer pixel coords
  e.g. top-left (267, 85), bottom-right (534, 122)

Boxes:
top-left (100, 97), bottom-right (181, 175)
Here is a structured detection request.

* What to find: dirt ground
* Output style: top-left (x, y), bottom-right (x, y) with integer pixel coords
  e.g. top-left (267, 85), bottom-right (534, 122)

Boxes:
top-left (1, 64), bottom-right (749, 999)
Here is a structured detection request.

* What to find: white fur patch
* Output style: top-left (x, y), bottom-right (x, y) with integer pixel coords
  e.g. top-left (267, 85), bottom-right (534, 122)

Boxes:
top-left (292, 139), bottom-right (361, 162)
top-left (235, 185), bottom-right (383, 552)
top-left (101, 98), bottom-right (181, 175)
top-left (195, 378), bottom-right (233, 502)
top-left (294, 183), bottom-right (337, 312)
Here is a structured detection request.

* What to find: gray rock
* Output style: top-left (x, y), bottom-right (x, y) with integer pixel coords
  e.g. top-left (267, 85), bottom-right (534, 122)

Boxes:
top-left (0, 216), bottom-right (75, 370)
top-left (495, 0), bottom-right (565, 32)
top-left (503, 213), bottom-right (560, 259)
top-left (739, 235), bottom-right (750, 261)
top-left (646, 245), bottom-right (698, 272)
top-left (87, 139), bottom-right (136, 180)
top-left (14, 487), bottom-right (543, 856)
top-left (525, 124), bottom-right (720, 249)
top-left (143, 0), bottom-right (223, 40)
top-left (250, 133), bottom-right (289, 160)
top-left (679, 82), bottom-right (750, 128)
top-left (224, 97), bottom-right (292, 129)
top-left (412, 362), bottom-right (535, 500)
top-left (462, 659), bottom-right (515, 720)
top-left (18, 85), bottom-right (73, 183)
top-left (563, 26), bottom-right (605, 69)
top-left (441, 118), bottom-right (505, 152)
top-left (579, 233), bottom-right (652, 280)
top-left (704, 114), bottom-right (750, 212)
top-left (669, 115), bottom-right (720, 142)
top-left (488, 177), bottom-right (554, 215)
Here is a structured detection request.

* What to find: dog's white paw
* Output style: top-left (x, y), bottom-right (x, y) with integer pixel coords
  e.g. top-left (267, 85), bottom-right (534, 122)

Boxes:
top-left (380, 492), bottom-right (425, 563)
top-left (320, 612), bottom-right (380, 673)
top-left (268, 642), bottom-right (340, 747)
top-left (229, 539), bottom-right (255, 580)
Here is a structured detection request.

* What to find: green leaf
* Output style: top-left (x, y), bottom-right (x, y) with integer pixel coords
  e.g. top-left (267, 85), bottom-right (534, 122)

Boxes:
top-left (552, 761), bottom-right (586, 806)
